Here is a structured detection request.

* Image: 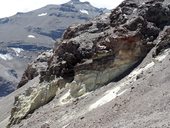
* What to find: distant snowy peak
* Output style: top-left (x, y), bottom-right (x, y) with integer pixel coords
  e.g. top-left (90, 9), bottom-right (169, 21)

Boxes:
top-left (80, 9), bottom-right (89, 15)
top-left (38, 13), bottom-right (47, 17)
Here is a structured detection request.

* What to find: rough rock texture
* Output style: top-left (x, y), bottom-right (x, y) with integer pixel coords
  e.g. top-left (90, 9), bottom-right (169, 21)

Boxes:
top-left (153, 26), bottom-right (170, 56)
top-left (8, 0), bottom-right (170, 127)
top-left (8, 78), bottom-right (65, 127)
top-left (40, 0), bottom-right (170, 97)
top-left (18, 50), bottom-right (53, 88)
top-left (8, 48), bottom-right (170, 128)
top-left (0, 0), bottom-right (107, 96)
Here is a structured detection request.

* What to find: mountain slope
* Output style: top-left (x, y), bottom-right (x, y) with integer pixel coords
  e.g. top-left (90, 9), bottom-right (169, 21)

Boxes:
top-left (5, 48), bottom-right (170, 128)
top-left (1, 0), bottom-right (170, 128)
top-left (0, 0), bottom-right (107, 97)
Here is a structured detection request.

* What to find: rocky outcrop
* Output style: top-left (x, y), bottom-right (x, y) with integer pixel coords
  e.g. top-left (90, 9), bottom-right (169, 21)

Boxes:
top-left (8, 78), bottom-right (66, 127)
top-left (41, 0), bottom-right (170, 97)
top-left (153, 26), bottom-right (170, 56)
top-left (8, 0), bottom-right (170, 126)
top-left (0, 0), bottom-right (106, 97)
top-left (17, 50), bottom-right (53, 88)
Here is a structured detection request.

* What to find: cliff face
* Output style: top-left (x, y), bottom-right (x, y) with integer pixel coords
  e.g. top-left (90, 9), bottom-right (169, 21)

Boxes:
top-left (8, 0), bottom-right (170, 127)
top-left (0, 0), bottom-right (107, 97)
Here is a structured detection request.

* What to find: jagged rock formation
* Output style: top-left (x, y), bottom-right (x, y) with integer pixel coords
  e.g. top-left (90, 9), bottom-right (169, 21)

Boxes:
top-left (153, 26), bottom-right (170, 56)
top-left (8, 0), bottom-right (170, 127)
top-left (17, 50), bottom-right (53, 88)
top-left (0, 0), bottom-right (107, 97)
top-left (9, 78), bottom-right (65, 126)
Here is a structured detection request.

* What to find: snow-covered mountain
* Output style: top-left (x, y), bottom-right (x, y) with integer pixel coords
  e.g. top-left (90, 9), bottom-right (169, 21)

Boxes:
top-left (0, 0), bottom-right (108, 97)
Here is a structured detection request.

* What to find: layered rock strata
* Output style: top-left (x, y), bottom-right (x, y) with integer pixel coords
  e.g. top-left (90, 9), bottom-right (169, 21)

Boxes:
top-left (9, 0), bottom-right (170, 126)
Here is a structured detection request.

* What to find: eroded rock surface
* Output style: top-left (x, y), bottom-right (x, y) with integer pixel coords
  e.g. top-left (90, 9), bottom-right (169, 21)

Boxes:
top-left (0, 0), bottom-right (107, 96)
top-left (18, 50), bottom-right (53, 88)
top-left (8, 78), bottom-right (65, 127)
top-left (8, 0), bottom-right (170, 126)
top-left (153, 26), bottom-right (170, 56)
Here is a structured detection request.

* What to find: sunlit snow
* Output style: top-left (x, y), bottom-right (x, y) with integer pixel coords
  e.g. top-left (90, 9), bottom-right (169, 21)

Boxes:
top-left (11, 48), bottom-right (24, 56)
top-left (80, 10), bottom-right (89, 15)
top-left (38, 13), bottom-right (47, 17)
top-left (0, 54), bottom-right (13, 60)
top-left (155, 49), bottom-right (169, 62)
top-left (27, 35), bottom-right (36, 38)
top-left (89, 60), bottom-right (156, 110)
top-left (89, 85), bottom-right (127, 110)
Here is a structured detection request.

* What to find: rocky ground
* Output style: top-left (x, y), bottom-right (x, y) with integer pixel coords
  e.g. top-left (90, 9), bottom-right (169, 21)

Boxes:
top-left (1, 45), bottom-right (170, 128)
top-left (1, 0), bottom-right (170, 127)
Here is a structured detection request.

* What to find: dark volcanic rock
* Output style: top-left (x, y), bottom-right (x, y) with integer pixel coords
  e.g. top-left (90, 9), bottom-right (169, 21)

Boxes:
top-left (18, 50), bottom-right (53, 88)
top-left (153, 26), bottom-right (170, 56)
top-left (9, 0), bottom-right (170, 126)
top-left (0, 0), bottom-right (106, 96)
top-left (18, 0), bottom-right (170, 89)
top-left (41, 0), bottom-right (170, 84)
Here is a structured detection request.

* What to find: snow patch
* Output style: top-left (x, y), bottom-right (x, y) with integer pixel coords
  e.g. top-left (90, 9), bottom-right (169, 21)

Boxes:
top-left (155, 49), bottom-right (169, 62)
top-left (80, 10), bottom-right (89, 15)
top-left (89, 61), bottom-right (155, 110)
top-left (0, 54), bottom-right (13, 60)
top-left (89, 85), bottom-right (127, 110)
top-left (144, 62), bottom-right (155, 70)
top-left (27, 35), bottom-right (36, 38)
top-left (128, 61), bottom-right (155, 80)
top-left (11, 48), bottom-right (24, 56)
top-left (38, 13), bottom-right (47, 17)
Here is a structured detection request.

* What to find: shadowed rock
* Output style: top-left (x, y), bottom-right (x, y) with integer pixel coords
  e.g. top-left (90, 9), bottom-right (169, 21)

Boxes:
top-left (153, 26), bottom-right (170, 56)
